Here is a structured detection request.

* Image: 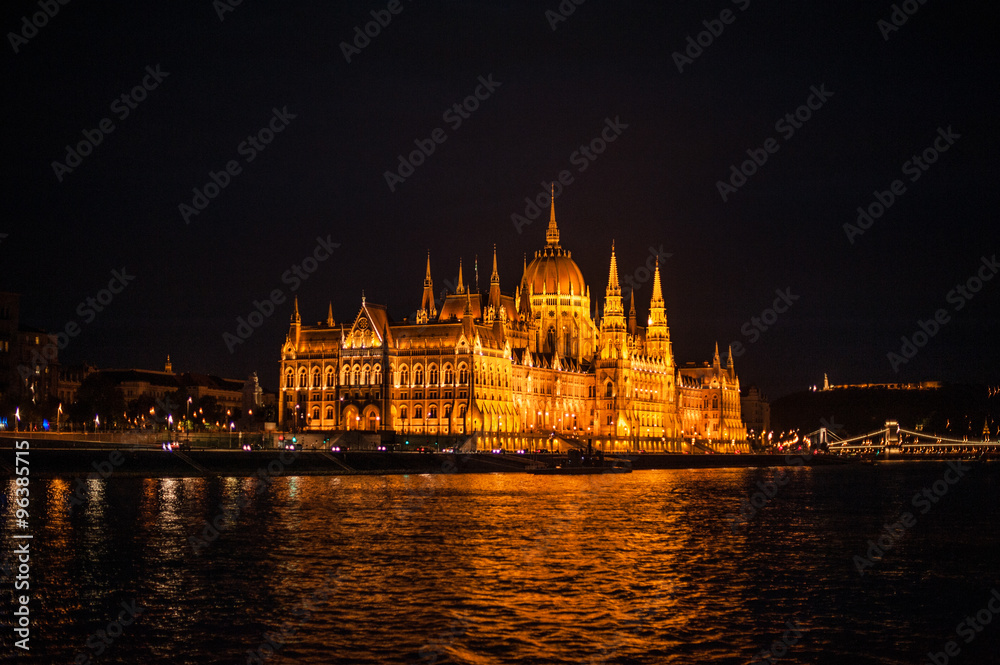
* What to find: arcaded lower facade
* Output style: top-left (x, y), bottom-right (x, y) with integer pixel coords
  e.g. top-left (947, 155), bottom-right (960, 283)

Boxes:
top-left (278, 199), bottom-right (746, 452)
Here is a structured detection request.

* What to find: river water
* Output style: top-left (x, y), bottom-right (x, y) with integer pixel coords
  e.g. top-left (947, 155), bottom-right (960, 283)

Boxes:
top-left (3, 463), bottom-right (1000, 664)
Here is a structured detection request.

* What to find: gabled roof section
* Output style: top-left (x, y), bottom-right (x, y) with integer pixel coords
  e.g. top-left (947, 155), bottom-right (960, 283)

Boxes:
top-left (349, 300), bottom-right (392, 346)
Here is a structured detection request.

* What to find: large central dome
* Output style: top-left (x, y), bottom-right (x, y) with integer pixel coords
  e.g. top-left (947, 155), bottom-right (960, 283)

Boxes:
top-left (519, 196), bottom-right (588, 297)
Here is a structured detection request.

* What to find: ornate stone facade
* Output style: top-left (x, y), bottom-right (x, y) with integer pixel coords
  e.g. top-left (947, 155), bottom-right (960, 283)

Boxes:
top-left (278, 198), bottom-right (746, 452)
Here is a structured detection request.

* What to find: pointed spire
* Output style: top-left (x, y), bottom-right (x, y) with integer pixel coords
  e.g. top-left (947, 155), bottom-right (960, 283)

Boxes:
top-left (607, 241), bottom-right (621, 296)
top-left (488, 245), bottom-right (502, 312)
top-left (293, 296), bottom-right (301, 323)
top-left (601, 242), bottom-right (625, 334)
top-left (727, 344), bottom-right (735, 368)
top-left (327, 301), bottom-right (334, 327)
top-left (628, 290), bottom-right (637, 335)
top-left (421, 251), bottom-right (436, 316)
top-left (545, 183), bottom-right (560, 246)
top-left (713, 341), bottom-right (721, 367)
top-left (651, 258), bottom-right (664, 305)
top-left (456, 259), bottom-right (465, 295)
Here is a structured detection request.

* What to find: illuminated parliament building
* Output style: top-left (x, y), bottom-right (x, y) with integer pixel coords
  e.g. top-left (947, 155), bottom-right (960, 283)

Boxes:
top-left (278, 199), bottom-right (746, 452)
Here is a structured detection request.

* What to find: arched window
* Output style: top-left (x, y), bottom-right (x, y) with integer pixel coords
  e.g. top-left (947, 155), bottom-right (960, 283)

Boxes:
top-left (400, 366), bottom-right (410, 386)
top-left (311, 406), bottom-right (320, 420)
top-left (373, 365), bottom-right (382, 384)
top-left (414, 365), bottom-right (424, 386)
top-left (414, 405), bottom-right (423, 419)
top-left (444, 365), bottom-right (454, 385)
top-left (444, 404), bottom-right (452, 419)
top-left (712, 395), bottom-right (719, 409)
top-left (298, 368), bottom-right (307, 388)
top-left (351, 366), bottom-right (360, 386)
top-left (361, 365), bottom-right (369, 385)
top-left (325, 406), bottom-right (334, 419)
top-left (605, 382), bottom-right (613, 398)
top-left (400, 405), bottom-right (408, 420)
top-left (312, 368), bottom-right (321, 388)
top-left (285, 370), bottom-right (294, 388)
top-left (326, 368), bottom-right (335, 387)
top-left (429, 364), bottom-right (439, 385)
top-left (458, 364), bottom-right (469, 384)
top-left (459, 404), bottom-right (467, 418)
top-left (341, 365), bottom-right (350, 385)
top-left (428, 404), bottom-right (438, 418)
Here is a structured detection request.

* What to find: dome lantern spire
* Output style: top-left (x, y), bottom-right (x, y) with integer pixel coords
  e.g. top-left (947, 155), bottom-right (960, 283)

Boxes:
top-left (545, 182), bottom-right (560, 247)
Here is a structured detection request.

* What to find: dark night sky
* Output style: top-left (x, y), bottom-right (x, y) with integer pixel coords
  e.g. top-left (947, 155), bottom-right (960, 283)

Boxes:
top-left (2, 0), bottom-right (997, 399)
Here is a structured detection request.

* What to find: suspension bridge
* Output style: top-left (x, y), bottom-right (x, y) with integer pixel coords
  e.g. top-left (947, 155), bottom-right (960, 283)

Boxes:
top-left (805, 420), bottom-right (999, 459)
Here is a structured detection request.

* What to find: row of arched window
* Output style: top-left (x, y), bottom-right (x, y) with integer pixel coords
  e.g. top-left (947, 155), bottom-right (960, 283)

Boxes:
top-left (398, 403), bottom-right (467, 420)
top-left (284, 359), bottom-right (525, 390)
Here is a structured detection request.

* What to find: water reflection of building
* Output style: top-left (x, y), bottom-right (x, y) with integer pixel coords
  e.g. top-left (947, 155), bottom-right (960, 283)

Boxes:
top-left (278, 198), bottom-right (747, 451)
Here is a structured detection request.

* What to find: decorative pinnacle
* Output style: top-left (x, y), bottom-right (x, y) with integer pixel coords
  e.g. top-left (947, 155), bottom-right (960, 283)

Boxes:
top-left (545, 183), bottom-right (560, 246)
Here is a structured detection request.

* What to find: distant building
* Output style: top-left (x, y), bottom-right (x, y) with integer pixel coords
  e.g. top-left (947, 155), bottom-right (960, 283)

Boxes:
top-left (0, 291), bottom-right (60, 405)
top-left (92, 359), bottom-right (247, 413)
top-left (740, 386), bottom-right (770, 435)
top-left (820, 377), bottom-right (942, 391)
top-left (277, 197), bottom-right (747, 451)
top-left (58, 363), bottom-right (98, 404)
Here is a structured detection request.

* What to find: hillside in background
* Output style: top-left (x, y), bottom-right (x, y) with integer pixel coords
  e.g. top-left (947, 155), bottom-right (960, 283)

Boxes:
top-left (770, 384), bottom-right (999, 438)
